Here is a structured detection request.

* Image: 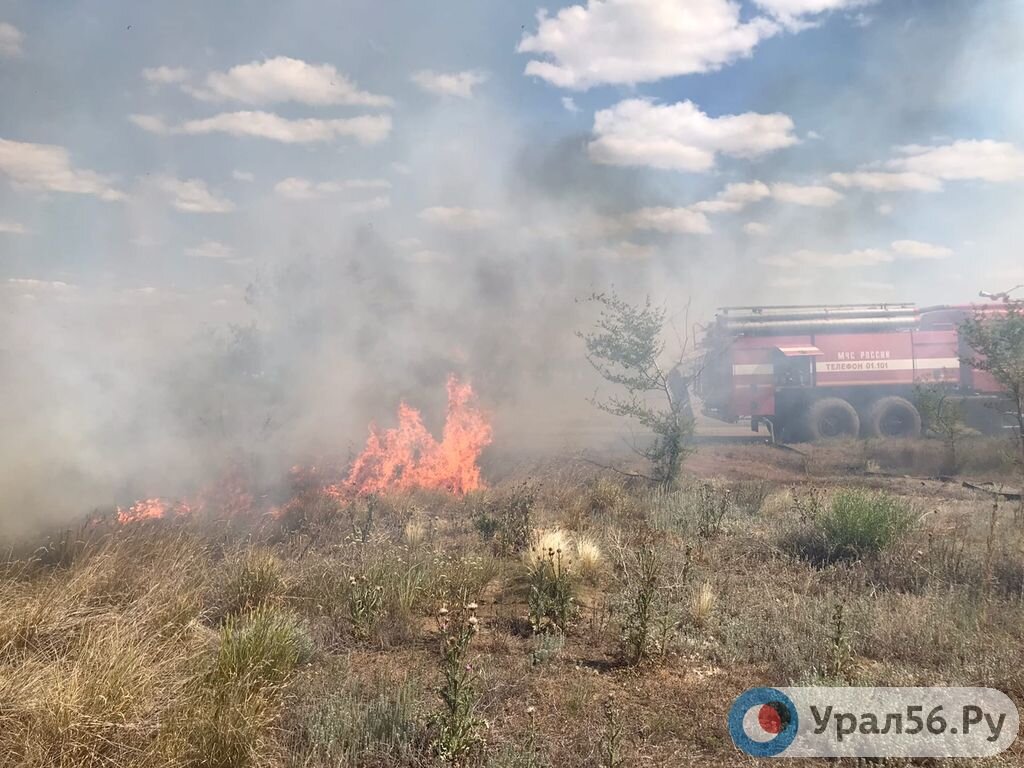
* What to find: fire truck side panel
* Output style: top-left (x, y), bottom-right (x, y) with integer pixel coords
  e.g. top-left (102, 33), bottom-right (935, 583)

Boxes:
top-left (812, 332), bottom-right (916, 388)
top-left (910, 330), bottom-right (961, 386)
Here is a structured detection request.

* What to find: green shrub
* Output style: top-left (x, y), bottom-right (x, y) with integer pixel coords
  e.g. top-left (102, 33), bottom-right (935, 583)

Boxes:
top-left (790, 490), bottom-right (915, 565)
top-left (165, 606), bottom-right (312, 768)
top-left (212, 605), bottom-right (313, 690)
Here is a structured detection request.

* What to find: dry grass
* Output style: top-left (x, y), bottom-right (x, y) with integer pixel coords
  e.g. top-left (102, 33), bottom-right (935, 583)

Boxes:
top-left (1, 447), bottom-right (1023, 767)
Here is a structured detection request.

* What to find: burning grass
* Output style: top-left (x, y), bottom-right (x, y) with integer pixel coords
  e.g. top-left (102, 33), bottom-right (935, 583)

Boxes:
top-left (2, 446), bottom-right (1024, 767)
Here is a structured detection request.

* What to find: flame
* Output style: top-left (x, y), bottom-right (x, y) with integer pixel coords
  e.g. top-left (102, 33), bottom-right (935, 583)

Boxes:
top-left (339, 375), bottom-right (492, 496)
top-left (116, 498), bottom-right (192, 525)
top-left (116, 376), bottom-right (490, 525)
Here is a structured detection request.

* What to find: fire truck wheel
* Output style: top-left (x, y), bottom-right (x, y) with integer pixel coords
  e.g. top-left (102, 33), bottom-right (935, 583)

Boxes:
top-left (804, 397), bottom-right (861, 441)
top-left (865, 396), bottom-right (922, 439)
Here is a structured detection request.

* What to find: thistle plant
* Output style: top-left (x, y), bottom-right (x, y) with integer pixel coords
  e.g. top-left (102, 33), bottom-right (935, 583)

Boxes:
top-left (526, 543), bottom-right (577, 634)
top-left (621, 544), bottom-right (661, 665)
top-left (598, 695), bottom-right (625, 768)
top-left (347, 573), bottom-right (385, 639)
top-left (432, 602), bottom-right (483, 765)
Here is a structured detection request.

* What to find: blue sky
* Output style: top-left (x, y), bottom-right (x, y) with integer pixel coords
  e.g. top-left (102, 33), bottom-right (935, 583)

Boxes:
top-left (2, 0), bottom-right (1022, 307)
top-left (1, 0), bottom-right (1024, 521)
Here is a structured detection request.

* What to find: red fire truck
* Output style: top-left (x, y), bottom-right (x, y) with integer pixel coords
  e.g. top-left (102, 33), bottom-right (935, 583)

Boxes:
top-left (694, 303), bottom-right (1012, 442)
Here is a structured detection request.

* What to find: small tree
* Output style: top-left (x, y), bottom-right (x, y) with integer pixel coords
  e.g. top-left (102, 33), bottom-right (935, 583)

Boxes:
top-left (959, 302), bottom-right (1024, 475)
top-left (578, 291), bottom-right (695, 486)
top-left (915, 384), bottom-right (970, 475)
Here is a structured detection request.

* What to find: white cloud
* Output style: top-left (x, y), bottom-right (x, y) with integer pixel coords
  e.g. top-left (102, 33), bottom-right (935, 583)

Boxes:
top-left (625, 207), bottom-right (711, 234)
top-left (128, 114), bottom-right (170, 134)
top-left (770, 182), bottom-right (843, 206)
top-left (829, 170), bottom-right (942, 192)
top-left (7, 278), bottom-right (74, 291)
top-left (275, 177), bottom-right (325, 200)
top-left (891, 239), bottom-right (953, 259)
top-left (0, 138), bottom-right (125, 201)
top-left (589, 99), bottom-right (797, 172)
top-left (0, 220), bottom-right (28, 235)
top-left (344, 178), bottom-right (392, 190)
top-left (744, 221), bottom-right (769, 235)
top-left (232, 170), bottom-right (254, 182)
top-left (764, 240), bottom-right (952, 270)
top-left (518, 0), bottom-right (777, 89)
top-left (891, 140), bottom-right (1024, 182)
top-left (411, 70), bottom-right (488, 99)
top-left (692, 180), bottom-right (772, 212)
top-left (828, 140), bottom-right (1024, 196)
top-left (765, 247), bottom-right (892, 268)
top-left (143, 66), bottom-right (189, 84)
top-left (721, 181), bottom-right (773, 204)
top-left (131, 111), bottom-right (392, 145)
top-left (186, 240), bottom-right (234, 259)
top-left (187, 56), bottom-right (392, 107)
top-left (753, 0), bottom-right (875, 24)
top-left (0, 22), bottom-right (23, 57)
top-left (419, 206), bottom-right (498, 231)
top-left (275, 176), bottom-right (391, 200)
top-left (877, 204), bottom-right (893, 215)
top-left (154, 176), bottom-right (234, 213)
top-left (561, 96), bottom-right (580, 114)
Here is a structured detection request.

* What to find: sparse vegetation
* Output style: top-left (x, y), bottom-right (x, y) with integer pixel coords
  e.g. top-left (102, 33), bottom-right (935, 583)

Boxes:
top-left (916, 384), bottom-right (972, 475)
top-left (578, 290), bottom-right (695, 486)
top-left (2, 445), bottom-right (1024, 767)
top-left (786, 489), bottom-right (916, 565)
top-left (960, 303), bottom-right (1024, 473)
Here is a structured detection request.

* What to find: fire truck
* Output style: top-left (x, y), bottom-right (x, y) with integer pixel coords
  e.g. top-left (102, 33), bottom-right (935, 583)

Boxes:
top-left (694, 303), bottom-right (1012, 442)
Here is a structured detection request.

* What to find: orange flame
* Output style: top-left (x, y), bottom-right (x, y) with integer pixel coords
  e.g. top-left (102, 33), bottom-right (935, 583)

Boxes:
top-left (339, 375), bottom-right (492, 496)
top-left (116, 498), bottom-right (192, 525)
top-left (116, 376), bottom-right (490, 525)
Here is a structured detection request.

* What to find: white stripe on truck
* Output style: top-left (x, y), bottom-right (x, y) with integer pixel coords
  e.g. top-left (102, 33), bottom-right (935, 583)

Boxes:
top-left (816, 358), bottom-right (959, 373)
top-left (732, 358), bottom-right (960, 377)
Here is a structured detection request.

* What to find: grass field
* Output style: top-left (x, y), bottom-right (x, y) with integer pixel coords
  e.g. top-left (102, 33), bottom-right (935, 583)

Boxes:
top-left (2, 437), bottom-right (1022, 767)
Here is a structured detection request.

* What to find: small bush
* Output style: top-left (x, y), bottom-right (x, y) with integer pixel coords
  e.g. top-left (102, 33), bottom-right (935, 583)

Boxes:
top-left (218, 549), bottom-right (285, 620)
top-left (212, 605), bottom-right (313, 690)
top-left (432, 604), bottom-right (483, 764)
top-left (688, 581), bottom-right (715, 629)
top-left (620, 543), bottom-right (672, 665)
top-left (164, 606), bottom-right (312, 768)
top-left (294, 676), bottom-right (422, 765)
top-left (574, 534), bottom-right (603, 581)
top-left (347, 572), bottom-right (388, 640)
top-left (729, 480), bottom-right (771, 516)
top-left (474, 483), bottom-right (537, 554)
top-left (693, 482), bottom-right (731, 539)
top-left (789, 490), bottom-right (916, 565)
top-left (524, 530), bottom-right (578, 633)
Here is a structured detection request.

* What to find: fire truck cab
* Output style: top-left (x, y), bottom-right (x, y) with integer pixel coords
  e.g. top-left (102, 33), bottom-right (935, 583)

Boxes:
top-left (694, 304), bottom-right (1011, 442)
